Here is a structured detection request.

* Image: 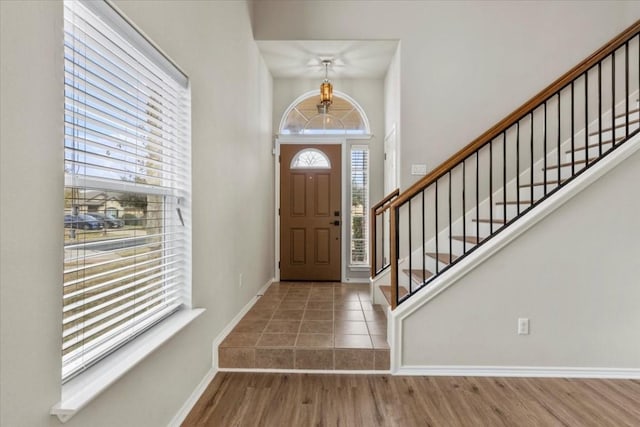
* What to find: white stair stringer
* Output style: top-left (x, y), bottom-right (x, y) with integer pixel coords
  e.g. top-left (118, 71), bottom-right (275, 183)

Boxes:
top-left (387, 132), bottom-right (640, 373)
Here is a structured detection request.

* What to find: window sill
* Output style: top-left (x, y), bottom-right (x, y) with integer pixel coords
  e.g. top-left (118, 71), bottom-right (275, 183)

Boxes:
top-left (51, 308), bottom-right (204, 423)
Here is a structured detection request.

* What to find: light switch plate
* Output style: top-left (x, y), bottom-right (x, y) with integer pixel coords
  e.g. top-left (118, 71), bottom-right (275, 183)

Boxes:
top-left (411, 163), bottom-right (427, 175)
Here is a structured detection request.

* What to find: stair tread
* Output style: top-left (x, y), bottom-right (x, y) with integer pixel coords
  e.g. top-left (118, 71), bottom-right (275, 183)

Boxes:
top-left (379, 284), bottom-right (408, 305)
top-left (402, 268), bottom-right (434, 283)
top-left (588, 118), bottom-right (640, 136)
top-left (544, 158), bottom-right (590, 170)
top-left (425, 252), bottom-right (458, 264)
top-left (566, 137), bottom-right (624, 153)
top-left (496, 200), bottom-right (534, 205)
top-left (520, 179), bottom-right (565, 188)
top-left (451, 235), bottom-right (482, 244)
top-left (472, 218), bottom-right (507, 224)
top-left (615, 107), bottom-right (640, 118)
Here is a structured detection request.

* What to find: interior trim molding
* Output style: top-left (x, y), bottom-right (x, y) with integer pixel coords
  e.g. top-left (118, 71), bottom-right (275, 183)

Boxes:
top-left (218, 368), bottom-right (390, 375)
top-left (167, 367), bottom-right (217, 427)
top-left (396, 365), bottom-right (640, 379)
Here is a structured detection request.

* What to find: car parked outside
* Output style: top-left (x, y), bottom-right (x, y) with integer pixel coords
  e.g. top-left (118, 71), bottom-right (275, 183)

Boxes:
top-left (88, 212), bottom-right (124, 228)
top-left (64, 214), bottom-right (103, 230)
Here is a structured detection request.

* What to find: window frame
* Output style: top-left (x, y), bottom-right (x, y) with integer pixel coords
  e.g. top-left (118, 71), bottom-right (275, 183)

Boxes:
top-left (278, 90), bottom-right (371, 136)
top-left (349, 145), bottom-right (370, 266)
top-left (290, 148), bottom-right (332, 169)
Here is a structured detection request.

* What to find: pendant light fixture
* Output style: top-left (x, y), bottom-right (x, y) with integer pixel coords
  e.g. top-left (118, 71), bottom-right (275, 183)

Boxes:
top-left (319, 59), bottom-right (333, 112)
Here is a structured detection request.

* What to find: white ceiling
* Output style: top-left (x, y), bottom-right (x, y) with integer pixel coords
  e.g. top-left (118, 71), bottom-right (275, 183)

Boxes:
top-left (256, 40), bottom-right (398, 79)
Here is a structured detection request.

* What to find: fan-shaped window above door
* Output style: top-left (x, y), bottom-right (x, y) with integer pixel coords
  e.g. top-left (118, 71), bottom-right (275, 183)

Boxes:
top-left (280, 91), bottom-right (370, 135)
top-left (290, 148), bottom-right (331, 169)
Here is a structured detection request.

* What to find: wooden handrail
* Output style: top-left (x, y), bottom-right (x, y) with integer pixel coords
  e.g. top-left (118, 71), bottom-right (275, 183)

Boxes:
top-left (372, 188), bottom-right (400, 212)
top-left (392, 19), bottom-right (640, 208)
top-left (370, 188), bottom-right (400, 278)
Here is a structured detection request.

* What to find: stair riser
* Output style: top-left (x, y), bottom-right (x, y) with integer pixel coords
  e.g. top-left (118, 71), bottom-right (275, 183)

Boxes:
top-left (441, 238), bottom-right (476, 255)
top-left (588, 118), bottom-right (640, 137)
top-left (518, 183), bottom-right (560, 200)
top-left (493, 203), bottom-right (533, 220)
top-left (403, 254), bottom-right (439, 276)
top-left (592, 110), bottom-right (639, 130)
top-left (543, 164), bottom-right (586, 181)
top-left (396, 270), bottom-right (412, 290)
top-left (466, 221), bottom-right (498, 238)
top-left (566, 144), bottom-right (613, 162)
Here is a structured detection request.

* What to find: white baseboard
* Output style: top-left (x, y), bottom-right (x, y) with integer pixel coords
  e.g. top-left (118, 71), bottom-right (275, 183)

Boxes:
top-left (211, 277), bottom-right (275, 369)
top-left (218, 367), bottom-right (390, 375)
top-left (396, 365), bottom-right (640, 379)
top-left (167, 366), bottom-right (217, 427)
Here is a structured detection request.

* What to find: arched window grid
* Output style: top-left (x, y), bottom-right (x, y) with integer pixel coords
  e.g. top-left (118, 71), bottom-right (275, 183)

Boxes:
top-left (290, 148), bottom-right (332, 169)
top-left (279, 91), bottom-right (370, 136)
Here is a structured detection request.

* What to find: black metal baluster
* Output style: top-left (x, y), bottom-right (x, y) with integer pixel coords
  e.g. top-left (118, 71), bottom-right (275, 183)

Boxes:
top-left (394, 206), bottom-right (399, 306)
top-left (571, 82), bottom-right (575, 173)
top-left (489, 141), bottom-right (493, 233)
top-left (598, 62), bottom-right (602, 155)
top-left (448, 171), bottom-right (452, 264)
top-left (625, 41), bottom-right (629, 138)
top-left (462, 160), bottom-right (466, 254)
top-left (558, 93), bottom-right (562, 184)
top-left (503, 132), bottom-right (507, 224)
top-left (421, 189), bottom-right (425, 285)
top-left (612, 50), bottom-right (616, 146)
top-left (476, 152), bottom-right (479, 240)
top-left (543, 102), bottom-right (547, 196)
top-left (530, 112), bottom-right (534, 205)
top-left (516, 122), bottom-right (520, 211)
top-left (408, 199), bottom-right (412, 293)
top-left (435, 180), bottom-right (439, 275)
top-left (585, 71), bottom-right (588, 166)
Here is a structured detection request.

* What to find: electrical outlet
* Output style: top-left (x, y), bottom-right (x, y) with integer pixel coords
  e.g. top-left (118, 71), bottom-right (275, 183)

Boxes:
top-left (239, 273), bottom-right (243, 288)
top-left (518, 318), bottom-right (529, 335)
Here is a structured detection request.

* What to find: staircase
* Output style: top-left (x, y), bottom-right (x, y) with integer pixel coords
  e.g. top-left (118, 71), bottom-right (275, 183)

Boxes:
top-left (371, 21), bottom-right (640, 313)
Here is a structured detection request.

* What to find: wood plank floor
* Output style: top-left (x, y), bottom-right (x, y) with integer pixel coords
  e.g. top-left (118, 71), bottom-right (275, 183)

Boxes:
top-left (182, 373), bottom-right (640, 426)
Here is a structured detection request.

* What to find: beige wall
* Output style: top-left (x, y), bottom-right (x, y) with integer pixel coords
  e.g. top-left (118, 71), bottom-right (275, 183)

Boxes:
top-left (403, 148), bottom-right (640, 368)
top-left (253, 0), bottom-right (640, 190)
top-left (0, 1), bottom-right (273, 426)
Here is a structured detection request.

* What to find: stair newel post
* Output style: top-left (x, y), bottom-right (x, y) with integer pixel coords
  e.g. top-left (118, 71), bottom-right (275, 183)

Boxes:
top-left (390, 204), bottom-right (399, 309)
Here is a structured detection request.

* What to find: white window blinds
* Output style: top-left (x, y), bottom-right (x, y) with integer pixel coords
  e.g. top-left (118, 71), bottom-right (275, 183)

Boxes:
top-left (350, 146), bottom-right (369, 265)
top-left (63, 0), bottom-right (191, 382)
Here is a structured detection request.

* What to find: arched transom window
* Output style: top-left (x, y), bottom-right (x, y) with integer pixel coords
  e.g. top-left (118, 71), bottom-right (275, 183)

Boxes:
top-left (290, 148), bottom-right (331, 169)
top-left (280, 92), bottom-right (370, 135)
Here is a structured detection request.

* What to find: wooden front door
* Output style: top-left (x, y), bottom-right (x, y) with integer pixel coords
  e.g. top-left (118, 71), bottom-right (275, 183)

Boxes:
top-left (280, 144), bottom-right (341, 281)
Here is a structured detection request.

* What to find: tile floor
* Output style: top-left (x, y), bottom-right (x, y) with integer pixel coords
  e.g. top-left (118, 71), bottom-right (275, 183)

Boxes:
top-left (218, 282), bottom-right (390, 370)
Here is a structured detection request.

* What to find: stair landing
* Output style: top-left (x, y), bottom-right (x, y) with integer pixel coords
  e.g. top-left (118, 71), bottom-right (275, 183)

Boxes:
top-left (218, 282), bottom-right (389, 370)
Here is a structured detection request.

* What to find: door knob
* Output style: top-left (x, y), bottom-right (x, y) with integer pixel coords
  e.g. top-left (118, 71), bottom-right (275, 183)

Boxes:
top-left (330, 220), bottom-right (340, 226)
